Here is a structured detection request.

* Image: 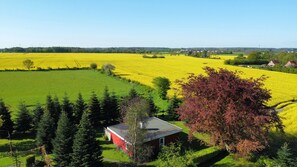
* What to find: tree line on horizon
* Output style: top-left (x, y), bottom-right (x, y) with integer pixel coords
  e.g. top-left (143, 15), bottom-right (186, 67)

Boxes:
top-left (1, 47), bottom-right (296, 54)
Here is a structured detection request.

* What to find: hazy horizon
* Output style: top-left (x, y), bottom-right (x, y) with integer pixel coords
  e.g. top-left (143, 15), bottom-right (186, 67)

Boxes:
top-left (1, 0), bottom-right (297, 48)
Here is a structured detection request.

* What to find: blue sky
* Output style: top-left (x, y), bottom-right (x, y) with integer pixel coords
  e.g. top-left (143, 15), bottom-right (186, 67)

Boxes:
top-left (0, 0), bottom-right (297, 48)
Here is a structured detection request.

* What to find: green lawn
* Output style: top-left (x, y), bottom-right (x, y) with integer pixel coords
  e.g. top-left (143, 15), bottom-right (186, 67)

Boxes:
top-left (0, 70), bottom-right (168, 116)
top-left (0, 122), bottom-right (259, 167)
top-left (0, 139), bottom-right (37, 167)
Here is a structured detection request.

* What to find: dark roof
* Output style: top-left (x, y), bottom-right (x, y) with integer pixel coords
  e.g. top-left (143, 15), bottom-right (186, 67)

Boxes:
top-left (287, 60), bottom-right (297, 64)
top-left (107, 117), bottom-right (182, 143)
top-left (285, 60), bottom-right (297, 67)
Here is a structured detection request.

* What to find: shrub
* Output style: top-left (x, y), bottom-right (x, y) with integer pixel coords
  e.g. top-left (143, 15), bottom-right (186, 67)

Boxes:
top-left (103, 134), bottom-right (109, 141)
top-left (90, 63), bottom-right (97, 70)
top-left (25, 155), bottom-right (35, 167)
top-left (102, 64), bottom-right (115, 75)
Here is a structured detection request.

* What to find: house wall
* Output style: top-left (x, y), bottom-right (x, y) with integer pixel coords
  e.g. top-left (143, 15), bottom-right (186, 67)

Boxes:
top-left (145, 132), bottom-right (181, 156)
top-left (110, 131), bottom-right (131, 155)
top-left (109, 131), bottom-right (181, 157)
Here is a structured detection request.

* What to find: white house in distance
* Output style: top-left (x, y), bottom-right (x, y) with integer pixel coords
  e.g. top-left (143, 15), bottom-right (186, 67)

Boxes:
top-left (267, 60), bottom-right (280, 67)
top-left (105, 117), bottom-right (182, 156)
top-left (284, 60), bottom-right (297, 68)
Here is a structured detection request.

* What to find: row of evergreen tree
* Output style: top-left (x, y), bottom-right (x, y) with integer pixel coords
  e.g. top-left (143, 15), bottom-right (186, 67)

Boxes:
top-left (0, 87), bottom-right (121, 136)
top-left (0, 87), bottom-right (181, 166)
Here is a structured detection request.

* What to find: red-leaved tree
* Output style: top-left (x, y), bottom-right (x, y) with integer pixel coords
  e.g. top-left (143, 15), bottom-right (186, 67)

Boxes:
top-left (177, 67), bottom-right (283, 156)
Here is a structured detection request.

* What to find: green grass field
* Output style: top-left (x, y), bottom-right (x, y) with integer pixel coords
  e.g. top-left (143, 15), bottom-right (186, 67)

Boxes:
top-left (0, 70), bottom-right (168, 114)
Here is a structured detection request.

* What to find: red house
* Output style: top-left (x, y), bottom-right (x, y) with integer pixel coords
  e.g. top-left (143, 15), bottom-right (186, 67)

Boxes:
top-left (105, 117), bottom-right (182, 156)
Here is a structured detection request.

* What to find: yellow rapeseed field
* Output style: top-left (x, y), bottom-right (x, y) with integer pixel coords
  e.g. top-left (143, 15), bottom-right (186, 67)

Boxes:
top-left (0, 53), bottom-right (297, 106)
top-left (0, 53), bottom-right (297, 105)
top-left (279, 103), bottom-right (297, 135)
top-left (0, 52), bottom-right (296, 134)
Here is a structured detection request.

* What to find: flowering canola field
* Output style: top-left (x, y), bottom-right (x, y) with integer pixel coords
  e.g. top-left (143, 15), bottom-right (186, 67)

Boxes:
top-left (1, 53), bottom-right (297, 134)
top-left (0, 53), bottom-right (297, 106)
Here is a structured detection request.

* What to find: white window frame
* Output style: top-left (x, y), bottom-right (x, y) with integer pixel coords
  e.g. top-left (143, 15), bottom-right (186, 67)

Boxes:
top-left (159, 137), bottom-right (165, 147)
top-left (125, 143), bottom-right (129, 151)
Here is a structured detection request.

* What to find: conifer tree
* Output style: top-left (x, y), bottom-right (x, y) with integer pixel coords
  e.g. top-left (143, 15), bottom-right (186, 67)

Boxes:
top-left (167, 94), bottom-right (181, 120)
top-left (0, 117), bottom-right (3, 128)
top-left (110, 92), bottom-right (119, 124)
top-left (73, 93), bottom-right (86, 125)
top-left (45, 95), bottom-right (55, 117)
top-left (62, 94), bottom-right (73, 120)
top-left (32, 103), bottom-right (44, 131)
top-left (70, 111), bottom-right (103, 167)
top-left (14, 102), bottom-right (32, 133)
top-left (36, 110), bottom-right (55, 152)
top-left (273, 142), bottom-right (296, 166)
top-left (102, 87), bottom-right (112, 125)
top-left (53, 96), bottom-right (61, 124)
top-left (0, 99), bottom-right (14, 137)
top-left (89, 92), bottom-right (102, 128)
top-left (147, 94), bottom-right (158, 116)
top-left (128, 88), bottom-right (138, 99)
top-left (52, 111), bottom-right (74, 166)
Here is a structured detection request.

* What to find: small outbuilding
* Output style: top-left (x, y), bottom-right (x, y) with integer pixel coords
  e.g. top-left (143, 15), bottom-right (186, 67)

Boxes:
top-left (267, 60), bottom-right (280, 67)
top-left (105, 117), bottom-right (182, 156)
top-left (284, 60), bottom-right (297, 68)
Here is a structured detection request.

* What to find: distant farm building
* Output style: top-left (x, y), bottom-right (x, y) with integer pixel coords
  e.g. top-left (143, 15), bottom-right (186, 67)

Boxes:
top-left (284, 60), bottom-right (297, 68)
top-left (105, 117), bottom-right (182, 156)
top-left (267, 60), bottom-right (280, 67)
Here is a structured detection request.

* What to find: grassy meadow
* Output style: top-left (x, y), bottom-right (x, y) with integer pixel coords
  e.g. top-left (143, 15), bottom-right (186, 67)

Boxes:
top-left (0, 70), bottom-right (167, 115)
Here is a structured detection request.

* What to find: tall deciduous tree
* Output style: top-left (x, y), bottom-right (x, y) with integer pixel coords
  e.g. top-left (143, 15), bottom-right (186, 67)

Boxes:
top-left (70, 111), bottom-right (103, 167)
top-left (14, 102), bottom-right (33, 133)
top-left (73, 93), bottom-right (86, 125)
top-left (52, 111), bottom-right (74, 166)
top-left (23, 59), bottom-right (34, 70)
top-left (36, 110), bottom-right (55, 152)
top-left (177, 67), bottom-right (283, 156)
top-left (120, 88), bottom-right (139, 122)
top-left (101, 63), bottom-right (115, 75)
top-left (89, 92), bottom-right (102, 128)
top-left (152, 77), bottom-right (171, 99)
top-left (90, 63), bottom-right (97, 70)
top-left (0, 99), bottom-right (14, 136)
top-left (123, 97), bottom-right (152, 164)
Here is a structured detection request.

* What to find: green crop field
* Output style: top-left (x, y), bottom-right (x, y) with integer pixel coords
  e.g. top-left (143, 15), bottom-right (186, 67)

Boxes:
top-left (0, 70), bottom-right (167, 114)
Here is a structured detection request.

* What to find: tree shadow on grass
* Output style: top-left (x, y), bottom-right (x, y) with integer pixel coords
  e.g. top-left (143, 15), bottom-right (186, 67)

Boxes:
top-left (178, 131), bottom-right (208, 151)
top-left (265, 132), bottom-right (297, 157)
top-left (0, 140), bottom-right (35, 152)
top-left (197, 151), bottom-right (229, 167)
top-left (248, 132), bottom-right (297, 164)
